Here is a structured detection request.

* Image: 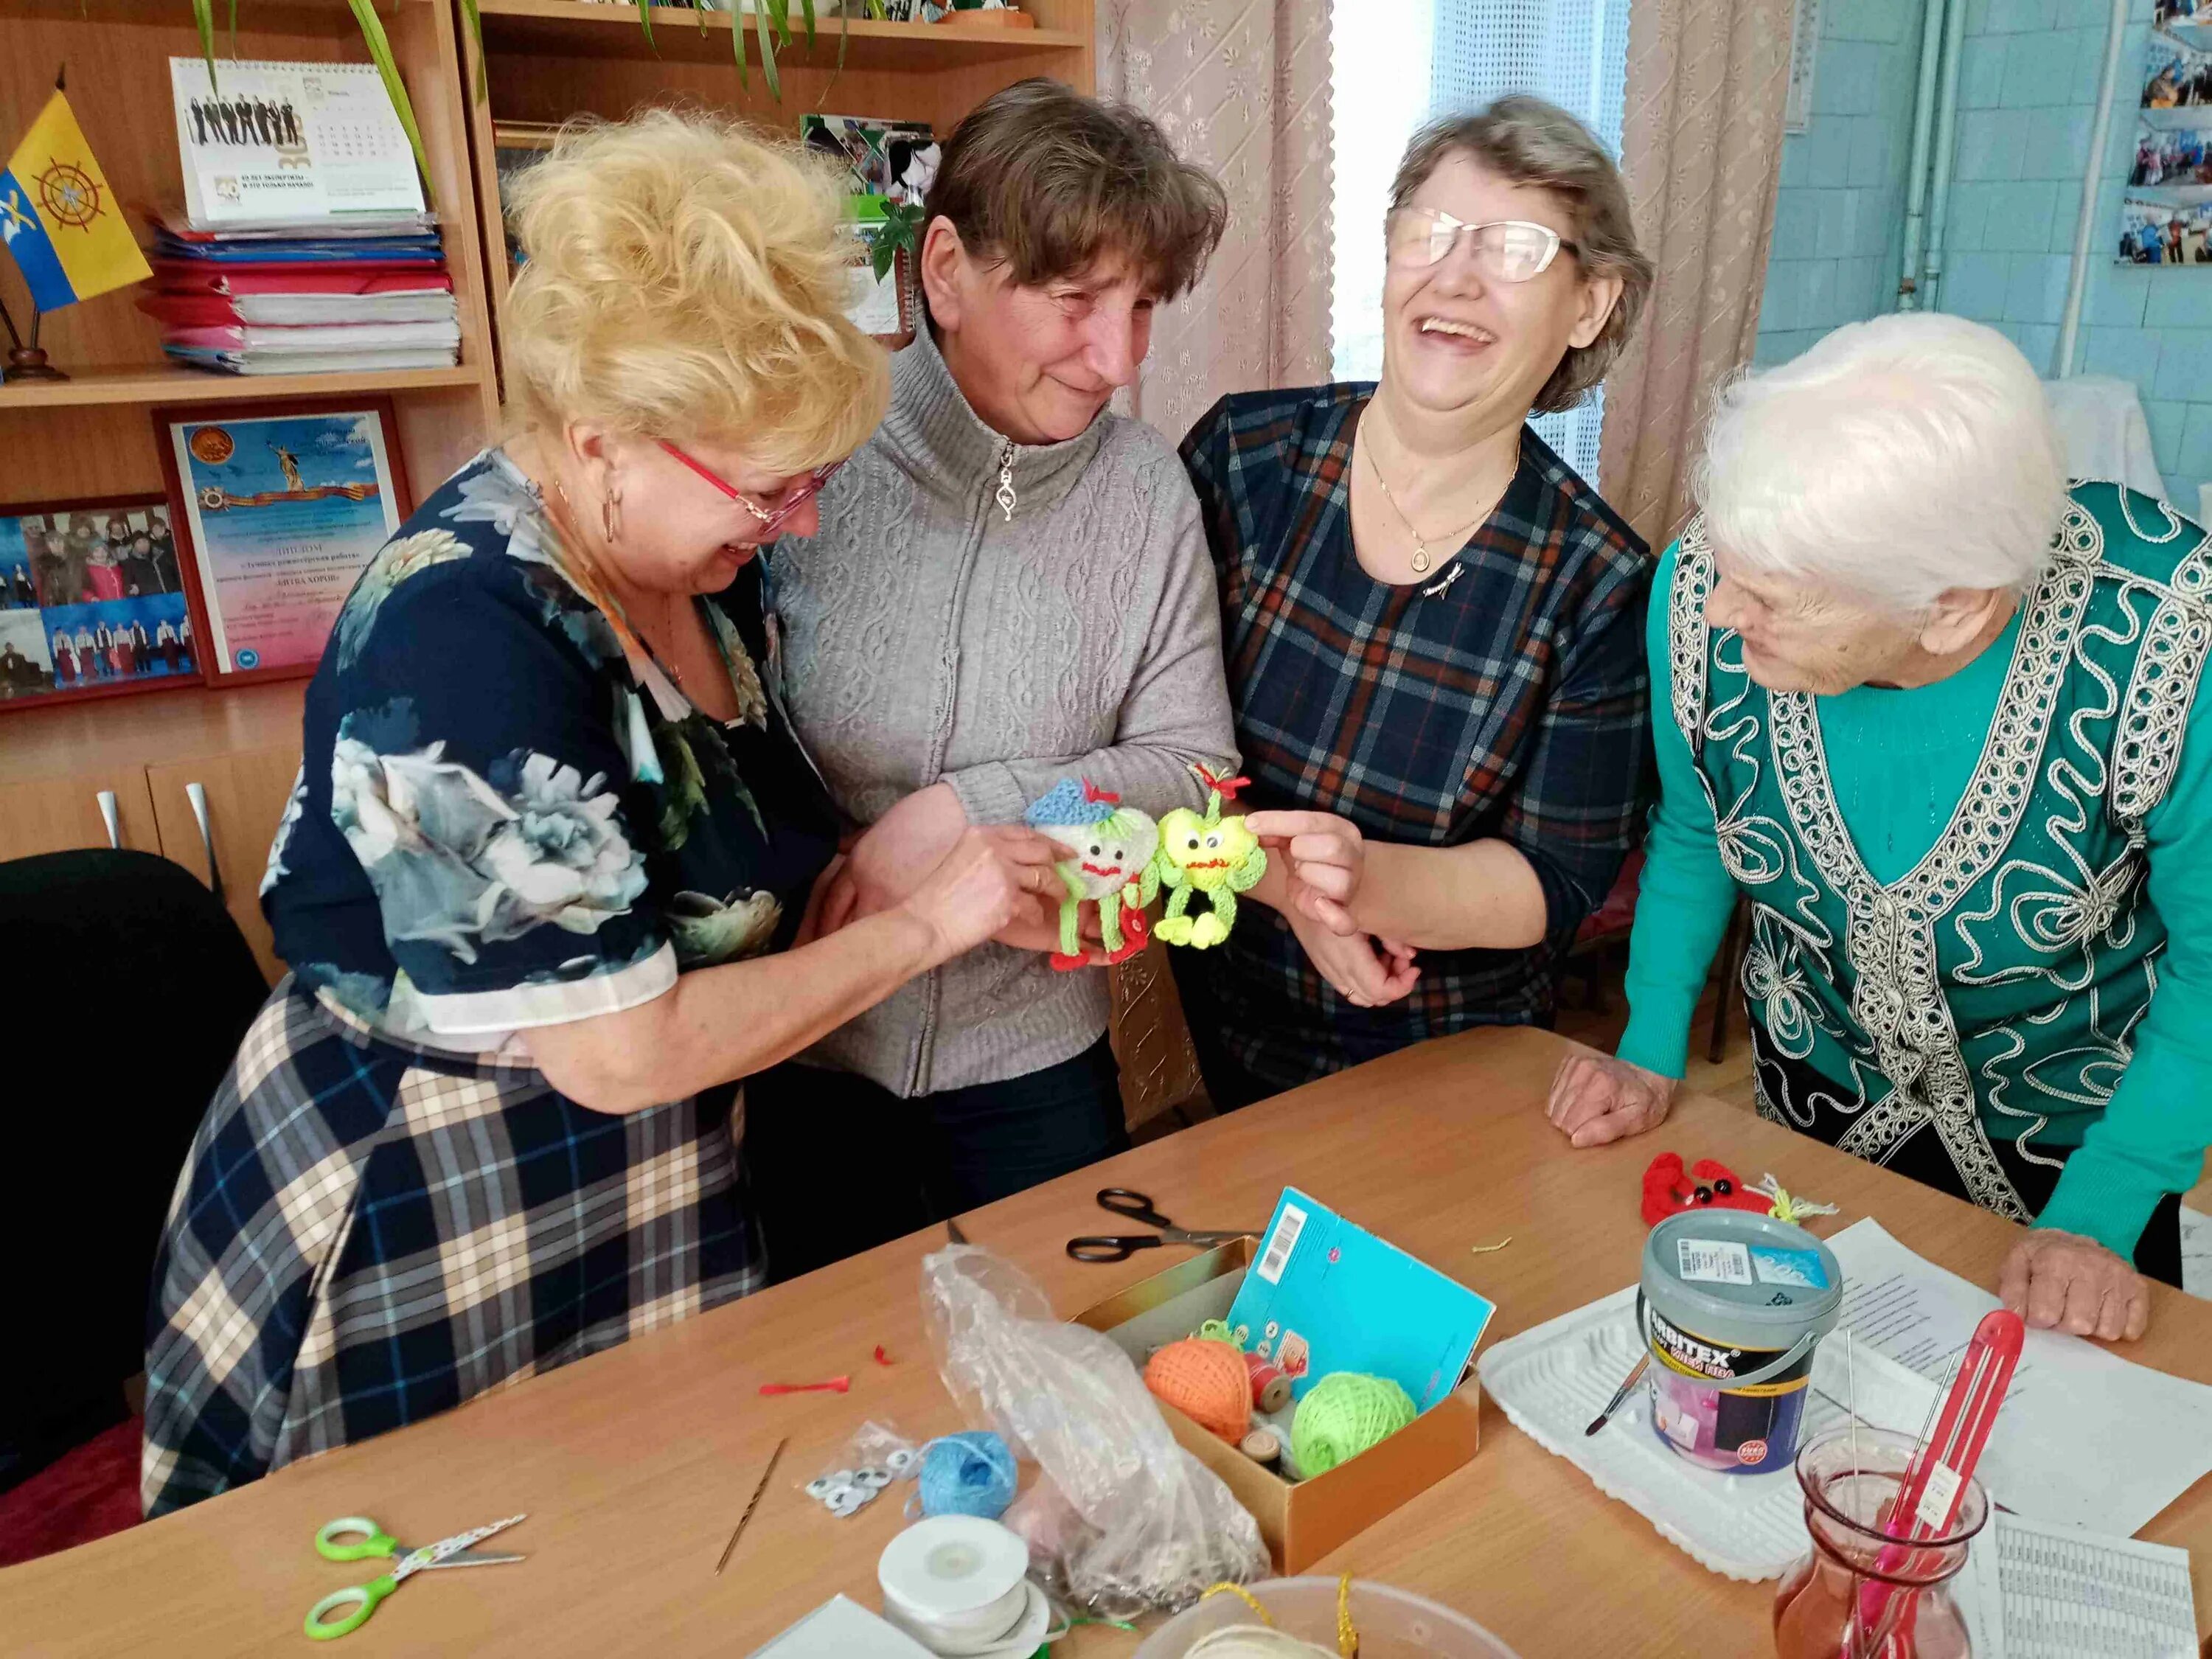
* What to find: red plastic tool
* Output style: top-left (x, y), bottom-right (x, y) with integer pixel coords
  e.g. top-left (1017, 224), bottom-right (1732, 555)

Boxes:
top-left (1848, 1310), bottom-right (2025, 1655)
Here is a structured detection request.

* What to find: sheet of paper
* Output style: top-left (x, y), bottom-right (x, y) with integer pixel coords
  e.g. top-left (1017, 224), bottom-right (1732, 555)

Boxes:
top-left (745, 1595), bottom-right (936, 1658)
top-left (1826, 1218), bottom-right (2212, 1536)
top-left (1960, 1512), bottom-right (2198, 1659)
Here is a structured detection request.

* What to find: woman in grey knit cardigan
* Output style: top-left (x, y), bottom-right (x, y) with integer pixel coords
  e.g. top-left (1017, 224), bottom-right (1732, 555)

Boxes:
top-left (748, 81), bottom-right (1239, 1278)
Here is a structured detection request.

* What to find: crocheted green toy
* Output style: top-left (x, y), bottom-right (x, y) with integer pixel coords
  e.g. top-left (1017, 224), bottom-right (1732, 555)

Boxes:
top-left (1152, 764), bottom-right (1267, 950)
top-left (1023, 779), bottom-right (1160, 971)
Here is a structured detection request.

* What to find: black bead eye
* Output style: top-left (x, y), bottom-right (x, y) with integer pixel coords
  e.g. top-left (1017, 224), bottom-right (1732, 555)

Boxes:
top-left (1089, 845), bottom-right (1100, 855)
top-left (1714, 1178), bottom-right (1734, 1197)
top-left (1692, 1186), bottom-right (1714, 1205)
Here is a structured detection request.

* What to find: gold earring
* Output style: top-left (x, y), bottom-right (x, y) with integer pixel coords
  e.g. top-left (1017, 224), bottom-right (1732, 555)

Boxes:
top-left (602, 479), bottom-right (622, 546)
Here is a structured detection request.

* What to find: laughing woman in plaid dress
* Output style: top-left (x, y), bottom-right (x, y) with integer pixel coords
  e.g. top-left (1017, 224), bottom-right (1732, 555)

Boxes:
top-left (142, 115), bottom-right (1063, 1517)
top-left (1175, 99), bottom-right (1658, 1106)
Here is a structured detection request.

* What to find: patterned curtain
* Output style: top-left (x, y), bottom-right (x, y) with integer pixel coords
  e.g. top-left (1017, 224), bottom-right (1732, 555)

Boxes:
top-left (1094, 0), bottom-right (1335, 1125)
top-left (1597, 0), bottom-right (1795, 553)
top-left (1096, 0), bottom-right (1335, 442)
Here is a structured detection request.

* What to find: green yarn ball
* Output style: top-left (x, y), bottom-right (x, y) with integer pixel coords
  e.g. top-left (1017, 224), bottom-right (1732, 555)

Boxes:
top-left (1290, 1371), bottom-right (1418, 1476)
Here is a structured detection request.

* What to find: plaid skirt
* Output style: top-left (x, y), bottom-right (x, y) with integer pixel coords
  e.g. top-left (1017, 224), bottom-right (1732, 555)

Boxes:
top-left (142, 981), bottom-right (762, 1518)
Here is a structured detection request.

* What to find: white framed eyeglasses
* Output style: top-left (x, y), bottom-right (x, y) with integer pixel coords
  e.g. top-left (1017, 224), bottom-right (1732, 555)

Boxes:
top-left (1384, 209), bottom-right (1579, 282)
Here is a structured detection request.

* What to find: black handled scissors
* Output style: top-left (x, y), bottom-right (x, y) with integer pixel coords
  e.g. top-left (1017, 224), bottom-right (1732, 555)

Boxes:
top-left (1065, 1187), bottom-right (1255, 1263)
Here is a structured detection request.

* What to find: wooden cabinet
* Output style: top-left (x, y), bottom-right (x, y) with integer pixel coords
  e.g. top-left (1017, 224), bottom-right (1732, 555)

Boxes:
top-left (0, 682), bottom-right (305, 984)
top-left (0, 769), bottom-right (161, 860)
top-left (147, 746), bottom-right (305, 984)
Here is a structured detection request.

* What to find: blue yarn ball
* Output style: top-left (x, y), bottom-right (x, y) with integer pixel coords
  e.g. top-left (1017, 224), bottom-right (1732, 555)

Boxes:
top-left (917, 1430), bottom-right (1018, 1520)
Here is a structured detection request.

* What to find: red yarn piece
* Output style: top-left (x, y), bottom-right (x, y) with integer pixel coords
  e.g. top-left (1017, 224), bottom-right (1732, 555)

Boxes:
top-left (757, 1376), bottom-right (851, 1396)
top-left (1640, 1152), bottom-right (1775, 1225)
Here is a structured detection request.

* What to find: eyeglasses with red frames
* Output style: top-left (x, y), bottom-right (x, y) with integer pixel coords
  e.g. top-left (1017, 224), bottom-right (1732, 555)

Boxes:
top-left (657, 440), bottom-right (843, 538)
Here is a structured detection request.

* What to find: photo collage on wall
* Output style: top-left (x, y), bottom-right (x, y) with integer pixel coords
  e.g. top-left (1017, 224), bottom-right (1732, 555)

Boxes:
top-left (0, 501), bottom-right (198, 706)
top-left (2123, 19), bottom-right (2212, 265)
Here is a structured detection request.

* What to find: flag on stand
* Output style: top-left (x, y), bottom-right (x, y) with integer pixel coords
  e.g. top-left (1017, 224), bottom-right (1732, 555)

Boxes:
top-left (1, 86), bottom-right (152, 313)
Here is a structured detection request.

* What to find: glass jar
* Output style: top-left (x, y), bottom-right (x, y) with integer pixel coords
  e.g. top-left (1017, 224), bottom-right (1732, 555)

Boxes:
top-left (1773, 1427), bottom-right (1987, 1659)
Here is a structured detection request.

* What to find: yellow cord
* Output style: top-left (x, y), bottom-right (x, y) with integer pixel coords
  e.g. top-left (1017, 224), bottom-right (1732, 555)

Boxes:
top-left (1467, 1237), bottom-right (1514, 1255)
top-left (1194, 1576), bottom-right (1358, 1653)
top-left (1200, 1582), bottom-right (1275, 1626)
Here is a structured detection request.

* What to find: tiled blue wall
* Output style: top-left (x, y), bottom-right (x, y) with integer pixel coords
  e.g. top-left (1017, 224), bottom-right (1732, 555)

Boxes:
top-left (1756, 0), bottom-right (1933, 366)
top-left (1760, 0), bottom-right (2211, 508)
top-left (1939, 0), bottom-right (2210, 509)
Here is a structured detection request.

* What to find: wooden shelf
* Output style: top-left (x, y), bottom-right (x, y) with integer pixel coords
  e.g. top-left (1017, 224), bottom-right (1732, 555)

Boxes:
top-left (476, 0), bottom-right (1085, 63)
top-left (0, 362), bottom-right (487, 411)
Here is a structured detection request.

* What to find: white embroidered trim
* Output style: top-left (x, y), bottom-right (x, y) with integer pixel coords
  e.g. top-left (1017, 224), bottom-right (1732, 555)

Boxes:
top-left (2113, 526), bottom-right (2212, 822)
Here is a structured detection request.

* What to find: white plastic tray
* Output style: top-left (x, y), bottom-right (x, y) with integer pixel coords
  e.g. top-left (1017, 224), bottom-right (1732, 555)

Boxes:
top-left (1475, 1287), bottom-right (1936, 1582)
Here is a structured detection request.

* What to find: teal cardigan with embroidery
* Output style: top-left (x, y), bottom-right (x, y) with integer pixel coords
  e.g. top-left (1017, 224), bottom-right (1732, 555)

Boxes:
top-left (1617, 495), bottom-right (2212, 1260)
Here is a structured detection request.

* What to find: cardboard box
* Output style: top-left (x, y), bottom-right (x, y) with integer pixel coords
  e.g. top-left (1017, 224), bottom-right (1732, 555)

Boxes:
top-left (1071, 1238), bottom-right (1484, 1573)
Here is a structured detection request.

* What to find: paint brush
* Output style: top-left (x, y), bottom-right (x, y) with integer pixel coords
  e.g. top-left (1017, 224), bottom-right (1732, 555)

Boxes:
top-left (1586, 1353), bottom-right (1650, 1436)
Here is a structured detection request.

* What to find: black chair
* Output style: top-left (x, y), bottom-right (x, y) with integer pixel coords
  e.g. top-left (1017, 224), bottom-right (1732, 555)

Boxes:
top-left (0, 849), bottom-right (268, 1494)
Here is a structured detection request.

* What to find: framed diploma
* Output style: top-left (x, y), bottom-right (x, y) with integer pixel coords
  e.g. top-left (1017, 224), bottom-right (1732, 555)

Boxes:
top-left (154, 397), bottom-right (412, 684)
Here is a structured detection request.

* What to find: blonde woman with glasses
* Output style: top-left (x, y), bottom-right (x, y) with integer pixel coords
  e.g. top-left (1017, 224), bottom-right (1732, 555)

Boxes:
top-left (143, 111), bottom-right (1065, 1517)
top-left (1175, 96), bottom-right (1658, 1109)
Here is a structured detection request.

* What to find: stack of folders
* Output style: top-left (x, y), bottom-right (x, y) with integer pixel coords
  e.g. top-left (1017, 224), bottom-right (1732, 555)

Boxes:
top-left (153, 58), bottom-right (460, 375)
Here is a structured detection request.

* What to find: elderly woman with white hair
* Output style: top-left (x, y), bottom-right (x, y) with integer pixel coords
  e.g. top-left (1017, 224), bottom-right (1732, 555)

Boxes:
top-left (1548, 313), bottom-right (2212, 1342)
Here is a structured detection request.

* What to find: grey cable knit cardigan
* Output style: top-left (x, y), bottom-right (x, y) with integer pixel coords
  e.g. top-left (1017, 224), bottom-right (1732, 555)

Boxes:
top-left (769, 329), bottom-right (1238, 1095)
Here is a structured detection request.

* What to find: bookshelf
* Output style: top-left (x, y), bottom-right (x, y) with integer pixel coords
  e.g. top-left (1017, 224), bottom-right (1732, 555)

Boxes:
top-left (465, 0), bottom-right (1096, 337)
top-left (0, 0), bottom-right (1095, 982)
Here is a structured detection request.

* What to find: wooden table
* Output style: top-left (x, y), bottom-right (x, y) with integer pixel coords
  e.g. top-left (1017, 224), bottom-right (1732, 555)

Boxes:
top-left (9, 1026), bottom-right (2212, 1657)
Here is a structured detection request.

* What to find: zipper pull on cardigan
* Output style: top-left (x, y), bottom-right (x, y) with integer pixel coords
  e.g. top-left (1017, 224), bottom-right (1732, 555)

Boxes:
top-left (994, 437), bottom-right (1018, 522)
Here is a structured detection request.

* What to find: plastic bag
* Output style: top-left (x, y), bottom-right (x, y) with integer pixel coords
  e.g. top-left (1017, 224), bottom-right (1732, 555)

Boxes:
top-left (920, 1244), bottom-right (1270, 1617)
top-left (801, 1419), bottom-right (919, 1519)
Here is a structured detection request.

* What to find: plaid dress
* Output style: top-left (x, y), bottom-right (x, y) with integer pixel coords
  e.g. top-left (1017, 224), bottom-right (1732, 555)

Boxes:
top-left (144, 452), bottom-right (837, 1517)
top-left (1175, 386), bottom-right (1652, 1093)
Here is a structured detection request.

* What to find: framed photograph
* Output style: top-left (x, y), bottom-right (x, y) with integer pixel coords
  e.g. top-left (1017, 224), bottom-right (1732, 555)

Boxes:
top-left (154, 397), bottom-right (411, 684)
top-left (802, 113), bottom-right (940, 204)
top-left (2119, 194), bottom-right (2212, 265)
top-left (2143, 30), bottom-right (2212, 114)
top-left (0, 494), bottom-right (203, 713)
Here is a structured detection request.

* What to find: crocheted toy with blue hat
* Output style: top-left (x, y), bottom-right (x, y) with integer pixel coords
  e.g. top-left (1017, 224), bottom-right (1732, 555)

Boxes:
top-left (1022, 778), bottom-right (1160, 970)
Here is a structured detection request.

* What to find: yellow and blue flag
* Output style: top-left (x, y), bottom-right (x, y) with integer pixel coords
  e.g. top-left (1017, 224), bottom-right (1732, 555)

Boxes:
top-left (1, 88), bottom-right (151, 313)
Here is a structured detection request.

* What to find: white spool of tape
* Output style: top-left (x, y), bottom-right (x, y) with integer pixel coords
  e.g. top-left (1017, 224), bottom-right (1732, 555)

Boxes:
top-left (877, 1517), bottom-right (1033, 1657)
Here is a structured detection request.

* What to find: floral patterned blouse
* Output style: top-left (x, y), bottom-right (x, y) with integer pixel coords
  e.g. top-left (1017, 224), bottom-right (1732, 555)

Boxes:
top-left (263, 449), bottom-right (841, 1057)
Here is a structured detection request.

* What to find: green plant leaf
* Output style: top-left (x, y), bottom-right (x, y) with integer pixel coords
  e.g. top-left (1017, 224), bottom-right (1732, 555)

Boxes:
top-left (799, 0), bottom-right (815, 48)
top-left (226, 0), bottom-right (237, 57)
top-left (756, 8), bottom-right (781, 98)
top-left (633, 0), bottom-right (658, 52)
top-left (867, 0), bottom-right (886, 15)
top-left (459, 0), bottom-right (487, 104)
top-left (728, 3), bottom-right (750, 88)
top-left (871, 236), bottom-right (895, 283)
top-left (192, 0), bottom-right (219, 94)
top-left (344, 0), bottom-right (435, 212)
top-left (765, 0), bottom-right (790, 48)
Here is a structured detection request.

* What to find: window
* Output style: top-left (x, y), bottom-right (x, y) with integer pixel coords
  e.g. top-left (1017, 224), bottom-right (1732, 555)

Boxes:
top-left (1330, 0), bottom-right (1632, 483)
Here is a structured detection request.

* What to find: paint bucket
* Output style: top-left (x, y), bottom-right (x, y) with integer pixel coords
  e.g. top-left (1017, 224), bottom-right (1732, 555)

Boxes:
top-left (1638, 1211), bottom-right (1842, 1475)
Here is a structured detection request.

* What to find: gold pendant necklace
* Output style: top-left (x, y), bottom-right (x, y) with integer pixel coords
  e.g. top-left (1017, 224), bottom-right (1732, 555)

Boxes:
top-left (1360, 409), bottom-right (1498, 579)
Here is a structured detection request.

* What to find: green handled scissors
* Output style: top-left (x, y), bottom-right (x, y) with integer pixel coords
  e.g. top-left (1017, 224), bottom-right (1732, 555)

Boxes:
top-left (304, 1512), bottom-right (528, 1641)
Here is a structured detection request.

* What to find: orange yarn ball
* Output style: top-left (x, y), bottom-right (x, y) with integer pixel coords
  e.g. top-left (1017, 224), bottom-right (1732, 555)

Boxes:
top-left (1144, 1338), bottom-right (1251, 1442)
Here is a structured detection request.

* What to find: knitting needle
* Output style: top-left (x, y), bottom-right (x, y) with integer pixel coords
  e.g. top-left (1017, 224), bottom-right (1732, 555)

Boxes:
top-left (715, 1436), bottom-right (787, 1576)
top-left (1847, 1326), bottom-right (1860, 1489)
top-left (1585, 1353), bottom-right (1650, 1436)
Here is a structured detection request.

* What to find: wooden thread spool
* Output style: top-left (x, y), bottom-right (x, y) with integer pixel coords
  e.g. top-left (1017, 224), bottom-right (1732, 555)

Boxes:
top-left (1245, 1352), bottom-right (1292, 1414)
